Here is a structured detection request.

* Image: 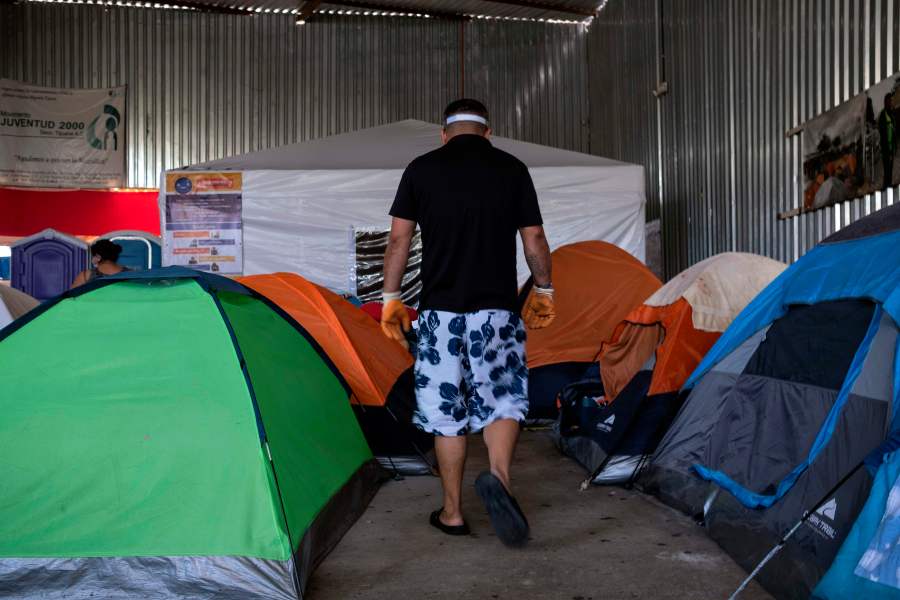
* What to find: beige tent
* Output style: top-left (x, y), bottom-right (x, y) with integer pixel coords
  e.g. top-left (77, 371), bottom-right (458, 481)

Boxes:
top-left (0, 285), bottom-right (38, 330)
top-left (644, 252), bottom-right (788, 332)
top-left (598, 252), bottom-right (787, 402)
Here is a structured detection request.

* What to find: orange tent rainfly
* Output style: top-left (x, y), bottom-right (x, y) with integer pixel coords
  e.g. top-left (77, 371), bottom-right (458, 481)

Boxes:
top-left (556, 252), bottom-right (786, 485)
top-left (520, 241), bottom-right (662, 420)
top-left (239, 272), bottom-right (433, 474)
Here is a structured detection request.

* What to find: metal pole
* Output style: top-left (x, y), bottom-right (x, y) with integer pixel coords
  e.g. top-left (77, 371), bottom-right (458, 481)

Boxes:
top-left (727, 461), bottom-right (866, 599)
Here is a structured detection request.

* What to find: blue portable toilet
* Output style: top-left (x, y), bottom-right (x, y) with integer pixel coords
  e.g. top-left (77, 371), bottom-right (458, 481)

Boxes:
top-left (11, 229), bottom-right (89, 301)
top-left (98, 230), bottom-right (162, 271)
top-left (0, 246), bottom-right (10, 280)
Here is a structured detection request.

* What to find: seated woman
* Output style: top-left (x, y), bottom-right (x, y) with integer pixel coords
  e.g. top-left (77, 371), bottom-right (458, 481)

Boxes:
top-left (71, 239), bottom-right (128, 288)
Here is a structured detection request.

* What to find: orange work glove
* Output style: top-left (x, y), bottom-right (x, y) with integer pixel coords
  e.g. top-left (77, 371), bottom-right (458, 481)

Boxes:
top-left (380, 295), bottom-right (412, 349)
top-left (523, 286), bottom-right (555, 330)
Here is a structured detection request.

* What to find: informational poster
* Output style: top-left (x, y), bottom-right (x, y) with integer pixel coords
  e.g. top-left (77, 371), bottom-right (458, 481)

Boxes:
top-left (0, 79), bottom-right (126, 188)
top-left (797, 72), bottom-right (900, 215)
top-left (164, 172), bottom-right (243, 275)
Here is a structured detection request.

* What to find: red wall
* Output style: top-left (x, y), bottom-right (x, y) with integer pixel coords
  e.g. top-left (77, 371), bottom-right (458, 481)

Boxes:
top-left (0, 187), bottom-right (160, 237)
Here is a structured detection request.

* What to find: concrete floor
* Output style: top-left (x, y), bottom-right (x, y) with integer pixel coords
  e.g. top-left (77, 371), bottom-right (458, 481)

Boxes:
top-left (308, 431), bottom-right (773, 600)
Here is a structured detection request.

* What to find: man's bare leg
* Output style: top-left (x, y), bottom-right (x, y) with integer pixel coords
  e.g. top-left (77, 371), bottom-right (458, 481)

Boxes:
top-left (482, 418), bottom-right (520, 491)
top-left (477, 418), bottom-right (528, 546)
top-left (435, 435), bottom-right (467, 526)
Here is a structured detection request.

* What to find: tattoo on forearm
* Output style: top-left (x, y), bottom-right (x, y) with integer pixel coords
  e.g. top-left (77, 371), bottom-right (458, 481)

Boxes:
top-left (525, 248), bottom-right (552, 286)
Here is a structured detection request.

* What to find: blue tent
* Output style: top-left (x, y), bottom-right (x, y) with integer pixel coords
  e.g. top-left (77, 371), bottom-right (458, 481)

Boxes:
top-left (813, 431), bottom-right (900, 599)
top-left (642, 203), bottom-right (900, 599)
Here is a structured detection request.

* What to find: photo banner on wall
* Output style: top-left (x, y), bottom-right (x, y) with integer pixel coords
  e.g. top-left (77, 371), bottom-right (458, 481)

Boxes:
top-left (0, 79), bottom-right (126, 188)
top-left (163, 172), bottom-right (243, 276)
top-left (782, 72), bottom-right (900, 219)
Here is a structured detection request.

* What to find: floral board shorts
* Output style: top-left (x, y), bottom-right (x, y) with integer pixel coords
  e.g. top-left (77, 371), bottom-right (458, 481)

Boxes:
top-left (412, 309), bottom-right (529, 437)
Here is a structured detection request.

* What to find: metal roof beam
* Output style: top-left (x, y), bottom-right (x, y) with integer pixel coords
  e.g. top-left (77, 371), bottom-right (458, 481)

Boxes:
top-left (296, 0), bottom-right (322, 22)
top-left (321, 0), bottom-right (469, 20)
top-left (479, 0), bottom-right (596, 17)
top-left (168, 1), bottom-right (255, 14)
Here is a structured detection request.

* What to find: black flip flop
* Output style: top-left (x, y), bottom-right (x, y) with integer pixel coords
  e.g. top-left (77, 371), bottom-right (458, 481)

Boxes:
top-left (474, 471), bottom-right (530, 547)
top-left (429, 509), bottom-right (471, 536)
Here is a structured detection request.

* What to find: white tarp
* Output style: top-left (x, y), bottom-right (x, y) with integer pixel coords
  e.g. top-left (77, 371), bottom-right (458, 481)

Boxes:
top-left (163, 120), bottom-right (646, 294)
top-left (0, 79), bottom-right (126, 188)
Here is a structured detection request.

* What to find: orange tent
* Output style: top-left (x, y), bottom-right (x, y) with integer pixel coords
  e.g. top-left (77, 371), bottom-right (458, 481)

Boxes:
top-left (240, 272), bottom-right (410, 407)
top-left (239, 272), bottom-right (432, 473)
top-left (520, 241), bottom-right (662, 419)
top-left (557, 253), bottom-right (786, 484)
top-left (598, 253), bottom-right (787, 402)
top-left (597, 300), bottom-right (720, 403)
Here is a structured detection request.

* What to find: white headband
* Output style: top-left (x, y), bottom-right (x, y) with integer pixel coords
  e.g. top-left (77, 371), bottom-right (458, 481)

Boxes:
top-left (445, 113), bottom-right (488, 126)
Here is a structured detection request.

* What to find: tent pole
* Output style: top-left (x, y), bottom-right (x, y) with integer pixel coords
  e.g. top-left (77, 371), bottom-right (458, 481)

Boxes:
top-left (579, 392), bottom-right (656, 490)
top-left (624, 452), bottom-right (651, 490)
top-left (727, 461), bottom-right (866, 600)
top-left (580, 452), bottom-right (614, 491)
top-left (625, 395), bottom-right (688, 489)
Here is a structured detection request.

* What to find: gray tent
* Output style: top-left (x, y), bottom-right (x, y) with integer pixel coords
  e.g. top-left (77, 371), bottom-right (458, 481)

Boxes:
top-left (642, 203), bottom-right (900, 599)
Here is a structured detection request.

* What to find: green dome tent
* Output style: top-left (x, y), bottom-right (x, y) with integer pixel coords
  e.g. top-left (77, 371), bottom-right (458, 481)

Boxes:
top-left (0, 268), bottom-right (381, 600)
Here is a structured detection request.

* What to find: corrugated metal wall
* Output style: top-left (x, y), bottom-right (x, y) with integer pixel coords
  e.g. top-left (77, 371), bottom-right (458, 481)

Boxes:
top-left (588, 0), bottom-right (659, 220)
top-left (0, 6), bottom-right (14, 70)
top-left (3, 5), bottom-right (459, 187)
top-left (12, 0), bottom-right (897, 276)
top-left (1, 4), bottom-right (588, 187)
top-left (591, 0), bottom-right (900, 278)
top-left (466, 20), bottom-right (590, 153)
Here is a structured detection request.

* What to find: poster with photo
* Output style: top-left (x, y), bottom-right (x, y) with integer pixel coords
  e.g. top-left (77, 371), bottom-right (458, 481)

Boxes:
top-left (801, 73), bottom-right (900, 214)
top-left (163, 172), bottom-right (243, 275)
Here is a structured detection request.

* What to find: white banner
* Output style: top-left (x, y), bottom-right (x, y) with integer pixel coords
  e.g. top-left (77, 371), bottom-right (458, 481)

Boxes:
top-left (0, 79), bottom-right (126, 188)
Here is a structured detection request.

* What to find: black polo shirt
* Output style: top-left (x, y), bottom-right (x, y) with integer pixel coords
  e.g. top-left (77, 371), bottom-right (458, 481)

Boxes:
top-left (389, 134), bottom-right (543, 313)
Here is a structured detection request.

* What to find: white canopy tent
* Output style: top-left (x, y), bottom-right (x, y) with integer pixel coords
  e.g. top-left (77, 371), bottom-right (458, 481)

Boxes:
top-left (162, 119), bottom-right (646, 295)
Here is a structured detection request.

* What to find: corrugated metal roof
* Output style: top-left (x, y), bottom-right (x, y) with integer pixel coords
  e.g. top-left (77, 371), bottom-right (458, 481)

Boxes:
top-left (320, 1), bottom-right (600, 20)
top-left (162, 0), bottom-right (601, 21)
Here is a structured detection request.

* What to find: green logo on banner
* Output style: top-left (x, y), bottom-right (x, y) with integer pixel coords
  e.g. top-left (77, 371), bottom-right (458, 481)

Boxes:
top-left (87, 104), bottom-right (121, 150)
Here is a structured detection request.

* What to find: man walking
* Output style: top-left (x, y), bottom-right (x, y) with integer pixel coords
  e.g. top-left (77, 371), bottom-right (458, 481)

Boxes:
top-left (380, 99), bottom-right (555, 547)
